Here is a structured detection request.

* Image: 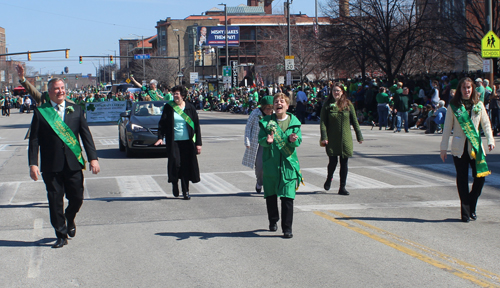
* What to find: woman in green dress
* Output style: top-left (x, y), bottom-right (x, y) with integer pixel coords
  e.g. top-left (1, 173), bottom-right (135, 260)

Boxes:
top-left (258, 93), bottom-right (302, 238)
top-left (320, 83), bottom-right (363, 195)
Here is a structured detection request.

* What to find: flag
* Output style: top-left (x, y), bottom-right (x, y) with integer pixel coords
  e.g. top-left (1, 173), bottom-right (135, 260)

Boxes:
top-left (313, 20), bottom-right (319, 39)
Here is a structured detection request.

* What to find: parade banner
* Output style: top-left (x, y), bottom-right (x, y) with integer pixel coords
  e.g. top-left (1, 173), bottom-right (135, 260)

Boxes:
top-left (86, 102), bottom-right (127, 123)
top-left (197, 26), bottom-right (240, 47)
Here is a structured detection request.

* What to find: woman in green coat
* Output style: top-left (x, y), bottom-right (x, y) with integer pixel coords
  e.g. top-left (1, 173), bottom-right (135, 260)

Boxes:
top-left (258, 93), bottom-right (302, 239)
top-left (320, 83), bottom-right (363, 195)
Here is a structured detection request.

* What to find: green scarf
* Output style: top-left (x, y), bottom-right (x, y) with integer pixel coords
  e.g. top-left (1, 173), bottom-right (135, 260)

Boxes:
top-left (450, 103), bottom-right (490, 177)
top-left (37, 103), bottom-right (85, 167)
top-left (168, 102), bottom-right (196, 143)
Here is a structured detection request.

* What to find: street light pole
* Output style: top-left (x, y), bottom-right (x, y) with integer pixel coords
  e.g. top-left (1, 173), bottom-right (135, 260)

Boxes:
top-left (142, 36), bottom-right (145, 80)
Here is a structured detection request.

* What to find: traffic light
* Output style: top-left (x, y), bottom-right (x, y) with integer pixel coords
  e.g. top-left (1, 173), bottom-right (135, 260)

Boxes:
top-left (65, 49), bottom-right (69, 59)
top-left (79, 56), bottom-right (82, 64)
top-left (110, 55), bottom-right (114, 64)
top-left (28, 52), bottom-right (31, 61)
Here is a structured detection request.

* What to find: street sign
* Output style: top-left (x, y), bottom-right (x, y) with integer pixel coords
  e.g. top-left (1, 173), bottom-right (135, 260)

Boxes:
top-left (125, 78), bottom-right (131, 84)
top-left (483, 60), bottom-right (491, 73)
top-left (481, 31), bottom-right (500, 58)
top-left (190, 72), bottom-right (199, 84)
top-left (134, 54), bottom-right (151, 60)
top-left (222, 66), bottom-right (231, 77)
top-left (177, 73), bottom-right (184, 78)
top-left (231, 61), bottom-right (238, 88)
top-left (285, 55), bottom-right (295, 71)
top-left (223, 76), bottom-right (231, 84)
top-left (286, 71), bottom-right (292, 86)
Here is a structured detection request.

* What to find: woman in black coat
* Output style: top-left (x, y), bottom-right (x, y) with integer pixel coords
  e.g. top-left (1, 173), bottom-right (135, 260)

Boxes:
top-left (155, 85), bottom-right (202, 200)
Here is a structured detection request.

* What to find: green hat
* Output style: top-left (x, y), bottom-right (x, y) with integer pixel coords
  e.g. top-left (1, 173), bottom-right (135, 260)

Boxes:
top-left (260, 96), bottom-right (274, 105)
top-left (418, 105), bottom-right (423, 108)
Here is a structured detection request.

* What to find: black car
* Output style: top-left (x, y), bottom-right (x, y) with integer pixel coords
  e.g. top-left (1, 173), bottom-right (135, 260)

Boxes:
top-left (118, 101), bottom-right (168, 157)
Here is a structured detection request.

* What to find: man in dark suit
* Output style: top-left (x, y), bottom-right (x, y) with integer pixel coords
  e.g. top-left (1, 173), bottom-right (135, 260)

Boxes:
top-left (29, 78), bottom-right (100, 248)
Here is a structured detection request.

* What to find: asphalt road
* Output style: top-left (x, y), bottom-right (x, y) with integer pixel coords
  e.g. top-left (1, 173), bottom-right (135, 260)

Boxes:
top-left (1, 109), bottom-right (499, 288)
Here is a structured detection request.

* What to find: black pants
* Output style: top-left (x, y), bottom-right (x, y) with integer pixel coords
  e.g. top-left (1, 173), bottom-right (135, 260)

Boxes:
top-left (452, 145), bottom-right (485, 220)
top-left (327, 156), bottom-right (348, 188)
top-left (172, 140), bottom-right (191, 192)
top-left (266, 195), bottom-right (293, 233)
top-left (42, 166), bottom-right (84, 239)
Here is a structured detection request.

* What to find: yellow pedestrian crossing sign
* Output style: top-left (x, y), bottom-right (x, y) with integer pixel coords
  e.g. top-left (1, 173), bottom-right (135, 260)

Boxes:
top-left (481, 31), bottom-right (500, 58)
top-left (126, 78), bottom-right (131, 84)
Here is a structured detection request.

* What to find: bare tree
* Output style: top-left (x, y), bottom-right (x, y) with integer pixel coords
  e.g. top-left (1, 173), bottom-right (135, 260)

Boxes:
top-left (322, 0), bottom-right (439, 83)
top-left (259, 18), bottom-right (323, 84)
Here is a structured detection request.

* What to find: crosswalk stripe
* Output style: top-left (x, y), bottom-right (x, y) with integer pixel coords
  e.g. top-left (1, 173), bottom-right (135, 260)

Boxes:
top-left (303, 167), bottom-right (394, 189)
top-left (240, 170), bottom-right (323, 192)
top-left (99, 139), bottom-right (118, 145)
top-left (421, 163), bottom-right (500, 185)
top-left (0, 144), bottom-right (10, 151)
top-left (192, 173), bottom-right (243, 194)
top-left (114, 176), bottom-right (166, 197)
top-left (0, 182), bottom-right (20, 205)
top-left (374, 166), bottom-right (455, 186)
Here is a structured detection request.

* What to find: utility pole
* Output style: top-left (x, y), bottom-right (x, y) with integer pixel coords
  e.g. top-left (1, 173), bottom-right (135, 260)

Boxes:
top-left (287, 0), bottom-right (292, 56)
top-left (485, 0), bottom-right (494, 88)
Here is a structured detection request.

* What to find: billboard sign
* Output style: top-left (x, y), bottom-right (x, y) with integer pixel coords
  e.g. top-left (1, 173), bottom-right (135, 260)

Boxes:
top-left (197, 26), bottom-right (240, 47)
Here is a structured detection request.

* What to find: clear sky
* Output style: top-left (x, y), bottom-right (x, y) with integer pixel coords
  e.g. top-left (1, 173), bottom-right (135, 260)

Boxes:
top-left (1, 0), bottom-right (322, 77)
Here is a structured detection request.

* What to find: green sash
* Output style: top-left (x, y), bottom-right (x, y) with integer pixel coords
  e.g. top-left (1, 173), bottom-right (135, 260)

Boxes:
top-left (37, 103), bottom-right (85, 167)
top-left (168, 102), bottom-right (196, 143)
top-left (450, 103), bottom-right (490, 177)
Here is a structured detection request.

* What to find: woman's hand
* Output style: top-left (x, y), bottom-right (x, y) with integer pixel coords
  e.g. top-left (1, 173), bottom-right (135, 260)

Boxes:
top-left (196, 145), bottom-right (202, 155)
top-left (321, 140), bottom-right (328, 146)
top-left (440, 150), bottom-right (447, 162)
top-left (154, 139), bottom-right (164, 146)
top-left (267, 132), bottom-right (274, 144)
top-left (289, 133), bottom-right (298, 143)
top-left (358, 141), bottom-right (363, 144)
top-left (489, 144), bottom-right (495, 152)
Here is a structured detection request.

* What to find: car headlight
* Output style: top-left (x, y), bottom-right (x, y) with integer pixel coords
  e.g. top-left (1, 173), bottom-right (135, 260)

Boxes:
top-left (131, 124), bottom-right (148, 133)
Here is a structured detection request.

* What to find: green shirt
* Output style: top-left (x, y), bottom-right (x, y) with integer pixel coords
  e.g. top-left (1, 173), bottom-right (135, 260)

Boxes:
top-left (376, 93), bottom-right (390, 104)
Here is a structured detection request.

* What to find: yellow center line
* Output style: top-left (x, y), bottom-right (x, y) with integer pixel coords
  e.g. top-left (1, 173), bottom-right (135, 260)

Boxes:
top-left (327, 210), bottom-right (500, 283)
top-left (314, 211), bottom-right (500, 288)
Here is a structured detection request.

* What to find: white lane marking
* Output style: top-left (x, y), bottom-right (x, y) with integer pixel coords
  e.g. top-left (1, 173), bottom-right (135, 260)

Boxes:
top-left (373, 166), bottom-right (455, 186)
top-left (421, 163), bottom-right (500, 186)
top-left (303, 167), bottom-right (394, 189)
top-left (0, 144), bottom-right (10, 151)
top-left (296, 199), bottom-right (500, 211)
top-left (27, 218), bottom-right (43, 279)
top-left (115, 176), bottom-right (166, 197)
top-left (240, 170), bottom-right (323, 192)
top-left (99, 139), bottom-right (118, 145)
top-left (192, 173), bottom-right (243, 194)
top-left (0, 182), bottom-right (21, 205)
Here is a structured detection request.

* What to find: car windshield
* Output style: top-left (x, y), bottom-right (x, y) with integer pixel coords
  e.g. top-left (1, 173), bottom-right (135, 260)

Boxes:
top-left (134, 102), bottom-right (165, 116)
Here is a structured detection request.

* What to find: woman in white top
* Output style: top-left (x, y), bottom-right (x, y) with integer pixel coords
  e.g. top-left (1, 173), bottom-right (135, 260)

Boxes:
top-left (440, 77), bottom-right (495, 222)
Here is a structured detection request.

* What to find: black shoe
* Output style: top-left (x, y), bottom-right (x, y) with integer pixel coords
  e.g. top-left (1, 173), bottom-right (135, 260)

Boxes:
top-left (173, 184), bottom-right (179, 197)
top-left (338, 187), bottom-right (350, 195)
top-left (183, 191), bottom-right (191, 200)
top-left (256, 184), bottom-right (262, 194)
top-left (470, 213), bottom-right (477, 221)
top-left (67, 224), bottom-right (76, 238)
top-left (269, 223), bottom-right (277, 232)
top-left (324, 178), bottom-right (332, 191)
top-left (52, 238), bottom-right (68, 248)
top-left (283, 232), bottom-right (293, 239)
top-left (461, 217), bottom-right (470, 223)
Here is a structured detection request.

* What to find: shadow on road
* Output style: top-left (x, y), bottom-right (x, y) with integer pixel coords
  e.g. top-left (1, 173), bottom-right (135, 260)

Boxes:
top-left (0, 238), bottom-right (55, 247)
top-left (335, 216), bottom-right (462, 223)
top-left (0, 203), bottom-right (48, 209)
top-left (96, 148), bottom-right (167, 159)
top-left (155, 229), bottom-right (282, 240)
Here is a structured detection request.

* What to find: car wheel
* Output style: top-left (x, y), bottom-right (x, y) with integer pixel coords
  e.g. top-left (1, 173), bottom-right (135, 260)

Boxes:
top-left (125, 142), bottom-right (135, 158)
top-left (119, 135), bottom-right (125, 152)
